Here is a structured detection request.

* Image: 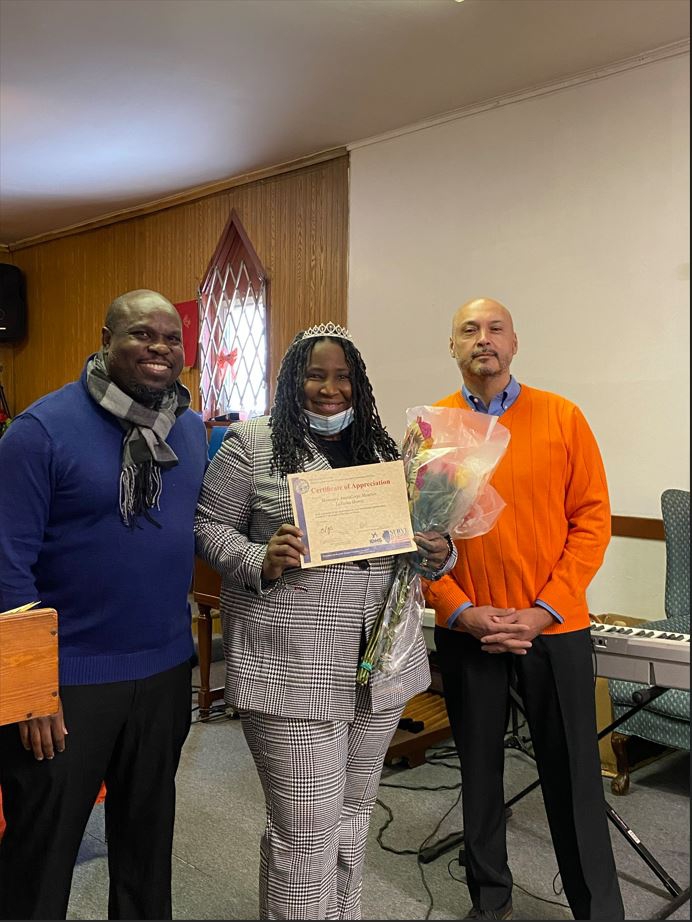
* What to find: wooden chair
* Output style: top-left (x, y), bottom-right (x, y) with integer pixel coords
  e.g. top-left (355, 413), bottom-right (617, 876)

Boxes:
top-left (193, 419), bottom-right (232, 719)
top-left (192, 557), bottom-right (224, 719)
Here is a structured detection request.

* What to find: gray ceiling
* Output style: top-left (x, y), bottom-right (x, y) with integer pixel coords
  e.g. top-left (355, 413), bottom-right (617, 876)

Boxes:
top-left (0, 0), bottom-right (689, 244)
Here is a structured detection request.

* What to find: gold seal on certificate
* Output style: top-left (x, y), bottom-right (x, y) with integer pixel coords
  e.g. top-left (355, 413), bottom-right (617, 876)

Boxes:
top-left (287, 460), bottom-right (416, 568)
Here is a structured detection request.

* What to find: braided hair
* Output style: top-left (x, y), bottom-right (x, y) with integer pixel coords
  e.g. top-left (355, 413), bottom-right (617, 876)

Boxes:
top-left (269, 334), bottom-right (399, 477)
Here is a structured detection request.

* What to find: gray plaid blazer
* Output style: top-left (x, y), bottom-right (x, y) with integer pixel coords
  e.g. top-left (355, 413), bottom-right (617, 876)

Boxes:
top-left (194, 416), bottom-right (430, 721)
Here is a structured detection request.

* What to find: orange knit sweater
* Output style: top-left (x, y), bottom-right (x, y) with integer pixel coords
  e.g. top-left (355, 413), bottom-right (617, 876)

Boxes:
top-left (424, 385), bottom-right (610, 635)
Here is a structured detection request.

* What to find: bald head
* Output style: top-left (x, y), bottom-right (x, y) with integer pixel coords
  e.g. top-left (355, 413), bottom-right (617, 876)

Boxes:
top-left (451, 297), bottom-right (514, 337)
top-left (450, 297), bottom-right (518, 393)
top-left (104, 289), bottom-right (177, 332)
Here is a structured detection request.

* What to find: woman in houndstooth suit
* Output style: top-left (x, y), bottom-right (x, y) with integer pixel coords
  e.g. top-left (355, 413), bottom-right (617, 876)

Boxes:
top-left (195, 325), bottom-right (454, 921)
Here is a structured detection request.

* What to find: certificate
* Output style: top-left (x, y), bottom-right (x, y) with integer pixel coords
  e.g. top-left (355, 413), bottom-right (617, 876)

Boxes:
top-left (287, 460), bottom-right (416, 568)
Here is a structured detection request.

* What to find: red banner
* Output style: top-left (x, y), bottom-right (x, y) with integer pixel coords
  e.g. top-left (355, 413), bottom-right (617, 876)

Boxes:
top-left (174, 300), bottom-right (199, 369)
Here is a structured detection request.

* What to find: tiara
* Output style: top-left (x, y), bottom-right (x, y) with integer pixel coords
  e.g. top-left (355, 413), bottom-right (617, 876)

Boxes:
top-left (300, 322), bottom-right (353, 342)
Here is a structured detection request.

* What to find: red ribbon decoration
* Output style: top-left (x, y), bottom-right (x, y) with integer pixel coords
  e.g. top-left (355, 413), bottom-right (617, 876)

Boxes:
top-left (217, 348), bottom-right (238, 380)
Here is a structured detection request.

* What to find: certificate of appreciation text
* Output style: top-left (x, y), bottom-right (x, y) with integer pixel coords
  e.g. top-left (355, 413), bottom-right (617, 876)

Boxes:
top-left (287, 460), bottom-right (416, 568)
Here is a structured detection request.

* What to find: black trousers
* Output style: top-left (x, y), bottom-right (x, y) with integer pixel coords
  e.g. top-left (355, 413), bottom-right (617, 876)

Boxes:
top-left (0, 660), bottom-right (191, 921)
top-left (435, 626), bottom-right (624, 921)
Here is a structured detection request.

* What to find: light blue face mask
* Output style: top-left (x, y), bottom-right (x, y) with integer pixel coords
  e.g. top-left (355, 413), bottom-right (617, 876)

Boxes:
top-left (304, 407), bottom-right (354, 436)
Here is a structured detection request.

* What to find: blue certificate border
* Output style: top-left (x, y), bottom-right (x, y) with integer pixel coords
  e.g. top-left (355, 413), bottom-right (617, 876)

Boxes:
top-left (319, 540), bottom-right (413, 562)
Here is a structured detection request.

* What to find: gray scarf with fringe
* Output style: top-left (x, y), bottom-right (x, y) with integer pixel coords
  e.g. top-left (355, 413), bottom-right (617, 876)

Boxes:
top-left (86, 352), bottom-right (190, 527)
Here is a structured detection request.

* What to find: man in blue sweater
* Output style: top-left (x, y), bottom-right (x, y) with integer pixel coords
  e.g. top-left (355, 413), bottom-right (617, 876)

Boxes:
top-left (0, 290), bottom-right (208, 920)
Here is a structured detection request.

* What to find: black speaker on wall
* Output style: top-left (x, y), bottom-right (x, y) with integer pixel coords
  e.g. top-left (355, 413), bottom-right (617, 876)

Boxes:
top-left (0, 263), bottom-right (27, 342)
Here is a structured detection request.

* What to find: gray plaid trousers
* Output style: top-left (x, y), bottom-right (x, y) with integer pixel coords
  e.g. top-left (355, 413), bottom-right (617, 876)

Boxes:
top-left (241, 684), bottom-right (403, 920)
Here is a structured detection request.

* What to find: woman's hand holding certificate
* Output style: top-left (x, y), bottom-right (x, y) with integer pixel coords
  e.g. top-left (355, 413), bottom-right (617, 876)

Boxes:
top-left (261, 524), bottom-right (307, 582)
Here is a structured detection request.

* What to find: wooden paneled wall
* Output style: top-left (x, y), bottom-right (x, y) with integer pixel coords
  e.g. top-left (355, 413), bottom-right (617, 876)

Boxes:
top-left (0, 155), bottom-right (348, 414)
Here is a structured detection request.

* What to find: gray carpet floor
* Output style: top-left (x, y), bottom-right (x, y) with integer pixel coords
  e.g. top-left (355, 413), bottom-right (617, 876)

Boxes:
top-left (66, 660), bottom-right (689, 921)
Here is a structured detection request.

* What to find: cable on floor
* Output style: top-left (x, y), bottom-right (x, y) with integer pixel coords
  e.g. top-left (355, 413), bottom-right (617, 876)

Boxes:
top-left (448, 857), bottom-right (569, 912)
top-left (375, 746), bottom-right (571, 915)
top-left (380, 780), bottom-right (461, 792)
top-left (375, 781), bottom-right (463, 921)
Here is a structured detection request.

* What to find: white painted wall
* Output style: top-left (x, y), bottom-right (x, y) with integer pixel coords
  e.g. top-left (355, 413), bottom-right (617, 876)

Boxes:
top-left (348, 53), bottom-right (689, 620)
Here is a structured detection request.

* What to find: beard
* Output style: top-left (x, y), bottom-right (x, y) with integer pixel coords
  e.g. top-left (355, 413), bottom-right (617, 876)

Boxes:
top-left (467, 352), bottom-right (504, 377)
top-left (122, 377), bottom-right (168, 407)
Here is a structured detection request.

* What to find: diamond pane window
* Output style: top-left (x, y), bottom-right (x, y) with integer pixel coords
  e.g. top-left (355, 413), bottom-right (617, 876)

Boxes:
top-left (199, 210), bottom-right (269, 421)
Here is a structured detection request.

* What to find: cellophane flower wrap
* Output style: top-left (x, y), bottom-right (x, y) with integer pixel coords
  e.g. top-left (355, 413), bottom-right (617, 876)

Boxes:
top-left (357, 406), bottom-right (510, 685)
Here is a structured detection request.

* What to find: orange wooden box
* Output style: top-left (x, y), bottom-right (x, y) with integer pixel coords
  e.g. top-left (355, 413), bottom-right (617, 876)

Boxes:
top-left (0, 608), bottom-right (59, 726)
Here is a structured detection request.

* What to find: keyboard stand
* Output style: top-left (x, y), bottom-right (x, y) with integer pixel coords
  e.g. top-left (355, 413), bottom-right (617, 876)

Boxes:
top-left (419, 685), bottom-right (688, 918)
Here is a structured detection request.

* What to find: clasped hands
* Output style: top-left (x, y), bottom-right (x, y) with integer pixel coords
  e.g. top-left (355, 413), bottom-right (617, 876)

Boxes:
top-left (261, 525), bottom-right (450, 582)
top-left (456, 605), bottom-right (555, 654)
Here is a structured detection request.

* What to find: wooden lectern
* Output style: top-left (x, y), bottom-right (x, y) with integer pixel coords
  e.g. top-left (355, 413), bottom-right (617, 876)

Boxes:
top-left (0, 608), bottom-right (59, 726)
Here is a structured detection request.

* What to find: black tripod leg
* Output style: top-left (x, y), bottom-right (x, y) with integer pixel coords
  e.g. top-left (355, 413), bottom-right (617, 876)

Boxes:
top-left (418, 807), bottom-right (514, 865)
top-left (651, 886), bottom-right (690, 919)
top-left (504, 674), bottom-right (532, 755)
top-left (419, 682), bottom-right (685, 893)
top-left (418, 830), bottom-right (466, 864)
top-left (606, 805), bottom-right (683, 897)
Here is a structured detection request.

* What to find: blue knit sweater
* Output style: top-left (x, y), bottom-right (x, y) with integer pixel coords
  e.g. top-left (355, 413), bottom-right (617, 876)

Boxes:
top-left (0, 363), bottom-right (208, 685)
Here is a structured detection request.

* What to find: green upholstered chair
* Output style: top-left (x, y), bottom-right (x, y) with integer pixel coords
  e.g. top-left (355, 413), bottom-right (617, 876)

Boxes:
top-left (608, 489), bottom-right (690, 794)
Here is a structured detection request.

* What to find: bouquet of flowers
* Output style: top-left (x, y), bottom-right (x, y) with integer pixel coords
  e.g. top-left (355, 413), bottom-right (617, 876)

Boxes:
top-left (357, 406), bottom-right (510, 685)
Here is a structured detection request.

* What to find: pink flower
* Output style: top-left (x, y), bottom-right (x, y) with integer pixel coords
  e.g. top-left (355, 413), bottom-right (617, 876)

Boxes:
top-left (417, 417), bottom-right (432, 440)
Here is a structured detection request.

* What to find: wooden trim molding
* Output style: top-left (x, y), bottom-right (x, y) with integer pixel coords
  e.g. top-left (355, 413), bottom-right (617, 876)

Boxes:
top-left (7, 147), bottom-right (347, 251)
top-left (611, 515), bottom-right (665, 541)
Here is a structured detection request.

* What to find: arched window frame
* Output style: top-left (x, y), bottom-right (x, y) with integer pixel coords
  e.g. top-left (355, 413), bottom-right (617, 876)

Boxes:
top-left (198, 210), bottom-right (270, 421)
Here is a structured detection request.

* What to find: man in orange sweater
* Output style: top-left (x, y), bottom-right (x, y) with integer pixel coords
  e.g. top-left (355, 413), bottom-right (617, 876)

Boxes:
top-left (425, 297), bottom-right (624, 921)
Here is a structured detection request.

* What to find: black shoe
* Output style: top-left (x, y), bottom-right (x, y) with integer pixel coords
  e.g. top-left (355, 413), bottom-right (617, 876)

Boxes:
top-left (464, 899), bottom-right (513, 920)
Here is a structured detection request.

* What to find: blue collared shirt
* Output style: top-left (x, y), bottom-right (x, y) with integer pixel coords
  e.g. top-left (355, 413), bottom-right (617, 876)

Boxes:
top-left (447, 376), bottom-right (563, 629)
top-left (462, 375), bottom-right (521, 416)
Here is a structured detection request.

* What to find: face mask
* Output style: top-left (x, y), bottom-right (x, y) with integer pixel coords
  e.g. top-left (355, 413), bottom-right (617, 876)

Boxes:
top-left (304, 407), bottom-right (354, 436)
